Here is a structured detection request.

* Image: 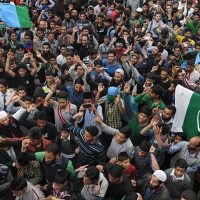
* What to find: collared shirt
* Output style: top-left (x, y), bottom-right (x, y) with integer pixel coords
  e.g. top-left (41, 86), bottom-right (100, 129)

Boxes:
top-left (170, 168), bottom-right (184, 182)
top-left (0, 90), bottom-right (13, 111)
top-left (99, 96), bottom-right (122, 129)
top-left (53, 101), bottom-right (77, 131)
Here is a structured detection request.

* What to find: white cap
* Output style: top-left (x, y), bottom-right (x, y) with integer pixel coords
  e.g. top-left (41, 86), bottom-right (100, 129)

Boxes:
top-left (136, 7), bottom-right (142, 12)
top-left (153, 170), bottom-right (167, 182)
top-left (115, 69), bottom-right (124, 76)
top-left (0, 110), bottom-right (8, 120)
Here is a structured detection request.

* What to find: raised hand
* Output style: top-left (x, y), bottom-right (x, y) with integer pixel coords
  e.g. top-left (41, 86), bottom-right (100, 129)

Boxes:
top-left (124, 82), bottom-right (131, 93)
top-left (98, 83), bottom-right (105, 93)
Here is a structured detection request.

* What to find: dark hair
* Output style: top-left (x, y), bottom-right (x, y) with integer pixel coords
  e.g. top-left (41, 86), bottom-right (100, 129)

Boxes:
top-left (158, 123), bottom-right (170, 135)
top-left (119, 126), bottom-right (131, 138)
top-left (11, 177), bottom-right (27, 191)
top-left (37, 28), bottom-right (44, 33)
top-left (74, 78), bottom-right (84, 85)
top-left (0, 79), bottom-right (8, 87)
top-left (88, 48), bottom-right (98, 55)
top-left (181, 190), bottom-right (197, 200)
top-left (17, 154), bottom-right (30, 166)
top-left (109, 165), bottom-right (123, 178)
top-left (45, 143), bottom-right (60, 155)
top-left (171, 79), bottom-right (182, 89)
top-left (85, 126), bottom-right (99, 137)
top-left (108, 49), bottom-right (116, 56)
top-left (151, 85), bottom-right (163, 98)
top-left (57, 91), bottom-right (68, 100)
top-left (45, 70), bottom-right (53, 77)
top-left (17, 85), bottom-right (27, 92)
top-left (42, 42), bottom-right (50, 48)
top-left (22, 96), bottom-right (32, 102)
top-left (36, 111), bottom-right (48, 121)
top-left (118, 152), bottom-right (130, 162)
top-left (60, 44), bottom-right (67, 49)
top-left (94, 60), bottom-right (103, 66)
top-left (140, 106), bottom-right (152, 117)
top-left (17, 63), bottom-right (27, 71)
top-left (29, 127), bottom-right (42, 140)
top-left (54, 169), bottom-right (69, 184)
top-left (175, 159), bottom-right (188, 170)
top-left (139, 140), bottom-right (151, 152)
top-left (174, 132), bottom-right (185, 140)
top-left (160, 67), bottom-right (169, 74)
top-left (166, 105), bottom-right (176, 115)
top-left (146, 72), bottom-right (155, 80)
top-left (85, 166), bottom-right (100, 183)
top-left (124, 192), bottom-right (138, 200)
top-left (184, 28), bottom-right (191, 33)
top-left (83, 92), bottom-right (93, 99)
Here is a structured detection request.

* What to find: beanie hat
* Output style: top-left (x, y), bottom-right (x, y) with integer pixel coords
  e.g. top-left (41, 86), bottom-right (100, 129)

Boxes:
top-left (153, 170), bottom-right (167, 182)
top-left (107, 87), bottom-right (118, 96)
top-left (0, 111), bottom-right (8, 120)
top-left (115, 69), bottom-right (124, 76)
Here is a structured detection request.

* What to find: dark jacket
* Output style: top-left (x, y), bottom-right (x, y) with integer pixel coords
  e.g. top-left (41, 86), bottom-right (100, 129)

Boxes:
top-left (141, 175), bottom-right (171, 200)
top-left (19, 111), bottom-right (57, 142)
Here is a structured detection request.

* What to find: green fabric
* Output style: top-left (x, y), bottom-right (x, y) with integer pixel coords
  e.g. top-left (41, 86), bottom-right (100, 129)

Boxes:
top-left (182, 92), bottom-right (200, 139)
top-left (128, 115), bottom-right (147, 146)
top-left (187, 21), bottom-right (200, 35)
top-left (135, 94), bottom-right (166, 110)
top-left (16, 6), bottom-right (31, 28)
top-left (66, 160), bottom-right (74, 174)
top-left (35, 151), bottom-right (45, 162)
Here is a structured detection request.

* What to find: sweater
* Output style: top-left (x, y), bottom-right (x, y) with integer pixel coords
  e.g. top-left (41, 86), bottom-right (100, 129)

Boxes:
top-left (101, 123), bottom-right (135, 159)
top-left (165, 168), bottom-right (190, 199)
top-left (16, 181), bottom-right (44, 200)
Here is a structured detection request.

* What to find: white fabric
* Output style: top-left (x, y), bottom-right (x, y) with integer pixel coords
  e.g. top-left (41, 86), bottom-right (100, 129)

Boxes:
top-left (171, 85), bottom-right (193, 132)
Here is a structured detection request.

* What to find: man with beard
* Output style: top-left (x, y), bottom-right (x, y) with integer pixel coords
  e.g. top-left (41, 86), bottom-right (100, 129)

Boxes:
top-left (169, 136), bottom-right (200, 175)
top-left (158, 105), bottom-right (176, 130)
top-left (20, 141), bottom-right (74, 191)
top-left (156, 68), bottom-right (171, 91)
top-left (141, 170), bottom-right (171, 200)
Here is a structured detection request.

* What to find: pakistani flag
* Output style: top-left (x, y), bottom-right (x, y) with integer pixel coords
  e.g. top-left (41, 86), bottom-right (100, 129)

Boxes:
top-left (0, 3), bottom-right (31, 28)
top-left (172, 85), bottom-right (200, 139)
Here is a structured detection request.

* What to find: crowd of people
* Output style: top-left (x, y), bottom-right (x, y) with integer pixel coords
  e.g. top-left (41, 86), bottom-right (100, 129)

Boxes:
top-left (0, 0), bottom-right (200, 199)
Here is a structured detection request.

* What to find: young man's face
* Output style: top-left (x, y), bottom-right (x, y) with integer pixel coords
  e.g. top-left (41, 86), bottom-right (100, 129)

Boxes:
top-left (18, 90), bottom-right (27, 98)
top-left (107, 53), bottom-right (115, 63)
top-left (36, 119), bottom-right (47, 129)
top-left (175, 167), bottom-right (185, 178)
top-left (0, 84), bottom-right (7, 93)
top-left (18, 68), bottom-right (27, 77)
top-left (58, 98), bottom-right (68, 109)
top-left (66, 56), bottom-right (74, 65)
top-left (74, 84), bottom-right (82, 93)
top-left (48, 34), bottom-right (55, 42)
top-left (84, 131), bottom-right (94, 143)
top-left (46, 75), bottom-right (53, 84)
top-left (53, 182), bottom-right (65, 191)
top-left (61, 131), bottom-right (70, 139)
top-left (24, 36), bottom-right (30, 43)
top-left (60, 47), bottom-right (67, 55)
top-left (121, 159), bottom-right (130, 170)
top-left (42, 45), bottom-right (50, 53)
top-left (116, 132), bottom-right (126, 144)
